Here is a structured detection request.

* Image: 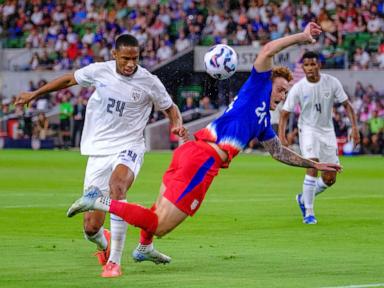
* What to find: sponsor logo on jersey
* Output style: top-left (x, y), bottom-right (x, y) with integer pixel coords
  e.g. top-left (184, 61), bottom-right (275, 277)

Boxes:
top-left (97, 81), bottom-right (107, 88)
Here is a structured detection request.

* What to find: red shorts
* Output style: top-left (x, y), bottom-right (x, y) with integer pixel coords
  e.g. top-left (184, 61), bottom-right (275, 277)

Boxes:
top-left (162, 141), bottom-right (223, 216)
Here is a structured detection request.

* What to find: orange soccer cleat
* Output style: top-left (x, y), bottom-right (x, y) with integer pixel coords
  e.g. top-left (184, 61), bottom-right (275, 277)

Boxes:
top-left (101, 262), bottom-right (122, 278)
top-left (94, 229), bottom-right (111, 266)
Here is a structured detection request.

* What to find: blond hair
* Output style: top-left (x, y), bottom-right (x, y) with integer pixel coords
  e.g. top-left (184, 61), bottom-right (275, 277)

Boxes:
top-left (271, 66), bottom-right (293, 82)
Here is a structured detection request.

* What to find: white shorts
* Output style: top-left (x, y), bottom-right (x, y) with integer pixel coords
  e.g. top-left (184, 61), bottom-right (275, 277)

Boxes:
top-left (83, 146), bottom-right (145, 196)
top-left (299, 128), bottom-right (339, 164)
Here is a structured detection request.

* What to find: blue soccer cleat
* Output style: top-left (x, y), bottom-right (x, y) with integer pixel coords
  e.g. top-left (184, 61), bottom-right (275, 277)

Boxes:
top-left (132, 247), bottom-right (171, 265)
top-left (303, 215), bottom-right (317, 224)
top-left (296, 193), bottom-right (306, 218)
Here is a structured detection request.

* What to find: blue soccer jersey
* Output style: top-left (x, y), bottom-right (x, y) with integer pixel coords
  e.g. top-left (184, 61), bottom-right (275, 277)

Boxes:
top-left (195, 67), bottom-right (276, 166)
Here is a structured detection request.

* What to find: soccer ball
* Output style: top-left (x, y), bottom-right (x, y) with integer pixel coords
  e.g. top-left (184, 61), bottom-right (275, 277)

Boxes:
top-left (204, 44), bottom-right (238, 80)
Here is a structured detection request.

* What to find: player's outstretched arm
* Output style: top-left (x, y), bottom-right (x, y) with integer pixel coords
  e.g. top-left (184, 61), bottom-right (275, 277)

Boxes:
top-left (254, 22), bottom-right (322, 72)
top-left (278, 110), bottom-right (291, 146)
top-left (261, 136), bottom-right (342, 172)
top-left (164, 104), bottom-right (189, 142)
top-left (14, 72), bottom-right (78, 106)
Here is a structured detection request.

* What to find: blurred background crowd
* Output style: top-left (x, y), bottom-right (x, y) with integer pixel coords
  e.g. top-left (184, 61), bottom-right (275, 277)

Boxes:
top-left (1, 0), bottom-right (384, 70)
top-left (0, 0), bottom-right (383, 153)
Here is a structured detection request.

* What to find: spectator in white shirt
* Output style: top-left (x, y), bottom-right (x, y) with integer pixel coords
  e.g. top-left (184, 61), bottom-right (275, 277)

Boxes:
top-left (82, 28), bottom-right (95, 45)
top-left (352, 47), bottom-right (370, 70)
top-left (175, 31), bottom-right (191, 53)
top-left (31, 6), bottom-right (43, 26)
top-left (156, 40), bottom-right (173, 62)
top-left (367, 14), bottom-right (382, 33)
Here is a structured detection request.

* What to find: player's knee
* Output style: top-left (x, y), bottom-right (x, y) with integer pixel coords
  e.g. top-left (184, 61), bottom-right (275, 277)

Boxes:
top-left (84, 224), bottom-right (101, 236)
top-left (322, 175), bottom-right (336, 186)
top-left (153, 219), bottom-right (172, 237)
top-left (154, 227), bottom-right (170, 237)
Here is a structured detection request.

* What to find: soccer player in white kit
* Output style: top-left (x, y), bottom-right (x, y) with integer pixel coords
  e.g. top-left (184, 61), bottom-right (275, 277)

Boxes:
top-left (14, 34), bottom-right (187, 277)
top-left (279, 51), bottom-right (360, 224)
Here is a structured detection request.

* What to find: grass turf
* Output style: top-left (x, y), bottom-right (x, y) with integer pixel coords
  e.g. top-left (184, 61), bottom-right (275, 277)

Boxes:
top-left (0, 150), bottom-right (383, 288)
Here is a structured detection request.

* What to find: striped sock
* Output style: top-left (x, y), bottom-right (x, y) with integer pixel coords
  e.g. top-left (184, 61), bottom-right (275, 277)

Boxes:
top-left (302, 175), bottom-right (317, 216)
top-left (84, 226), bottom-right (108, 251)
top-left (315, 177), bottom-right (328, 196)
top-left (108, 200), bottom-right (128, 265)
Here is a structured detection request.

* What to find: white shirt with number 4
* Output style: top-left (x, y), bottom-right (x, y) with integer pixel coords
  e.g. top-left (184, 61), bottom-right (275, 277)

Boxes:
top-left (282, 73), bottom-right (348, 133)
top-left (74, 61), bottom-right (173, 156)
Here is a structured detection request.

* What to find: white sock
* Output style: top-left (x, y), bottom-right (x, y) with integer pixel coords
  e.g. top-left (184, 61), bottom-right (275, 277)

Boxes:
top-left (108, 200), bottom-right (128, 265)
top-left (315, 176), bottom-right (328, 196)
top-left (136, 243), bottom-right (154, 253)
top-left (84, 226), bottom-right (108, 251)
top-left (302, 175), bottom-right (317, 216)
top-left (94, 196), bottom-right (111, 212)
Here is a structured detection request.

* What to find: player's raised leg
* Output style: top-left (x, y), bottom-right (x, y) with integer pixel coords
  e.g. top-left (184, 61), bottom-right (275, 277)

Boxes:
top-left (81, 157), bottom-right (113, 266)
top-left (67, 188), bottom-right (188, 254)
top-left (82, 187), bottom-right (110, 266)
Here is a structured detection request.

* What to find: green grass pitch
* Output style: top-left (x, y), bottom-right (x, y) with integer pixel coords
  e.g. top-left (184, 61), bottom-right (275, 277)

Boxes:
top-left (0, 150), bottom-right (383, 288)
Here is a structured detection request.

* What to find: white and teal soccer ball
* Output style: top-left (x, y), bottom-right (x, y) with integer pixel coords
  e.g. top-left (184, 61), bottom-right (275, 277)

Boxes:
top-left (204, 44), bottom-right (238, 80)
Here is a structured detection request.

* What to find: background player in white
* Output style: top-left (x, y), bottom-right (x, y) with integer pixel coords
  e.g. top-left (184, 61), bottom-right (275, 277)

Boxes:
top-left (278, 51), bottom-right (360, 224)
top-left (14, 34), bottom-right (187, 277)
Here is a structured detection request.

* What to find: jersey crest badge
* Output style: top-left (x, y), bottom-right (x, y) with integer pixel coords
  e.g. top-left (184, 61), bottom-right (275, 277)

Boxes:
top-left (322, 90), bottom-right (331, 98)
top-left (131, 88), bottom-right (142, 102)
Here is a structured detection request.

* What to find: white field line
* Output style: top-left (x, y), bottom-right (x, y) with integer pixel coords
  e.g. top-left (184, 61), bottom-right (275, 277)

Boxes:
top-left (321, 283), bottom-right (384, 288)
top-left (0, 192), bottom-right (382, 201)
top-left (0, 194), bottom-right (383, 209)
top-left (0, 204), bottom-right (70, 209)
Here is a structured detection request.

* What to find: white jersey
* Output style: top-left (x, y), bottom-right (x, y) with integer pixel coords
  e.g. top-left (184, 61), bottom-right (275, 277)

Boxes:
top-left (74, 61), bottom-right (173, 156)
top-left (282, 73), bottom-right (348, 133)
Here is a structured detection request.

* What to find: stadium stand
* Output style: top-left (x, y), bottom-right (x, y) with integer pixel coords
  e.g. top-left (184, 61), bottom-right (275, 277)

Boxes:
top-left (0, 0), bottom-right (383, 153)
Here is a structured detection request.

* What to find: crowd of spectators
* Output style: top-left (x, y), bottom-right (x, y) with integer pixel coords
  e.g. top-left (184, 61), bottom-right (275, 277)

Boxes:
top-left (0, 78), bottom-right (93, 148)
top-left (1, 77), bottom-right (382, 153)
top-left (0, 1), bottom-right (383, 153)
top-left (1, 0), bottom-right (384, 70)
top-left (350, 81), bottom-right (384, 153)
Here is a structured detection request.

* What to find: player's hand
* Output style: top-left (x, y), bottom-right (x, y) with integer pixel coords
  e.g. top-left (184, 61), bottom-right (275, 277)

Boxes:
top-left (351, 127), bottom-right (360, 148)
top-left (14, 91), bottom-right (35, 106)
top-left (171, 126), bottom-right (189, 143)
top-left (303, 22), bottom-right (322, 44)
top-left (314, 162), bottom-right (343, 173)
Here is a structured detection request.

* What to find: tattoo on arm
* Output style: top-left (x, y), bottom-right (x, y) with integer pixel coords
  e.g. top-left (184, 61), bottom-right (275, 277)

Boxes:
top-left (261, 137), bottom-right (315, 168)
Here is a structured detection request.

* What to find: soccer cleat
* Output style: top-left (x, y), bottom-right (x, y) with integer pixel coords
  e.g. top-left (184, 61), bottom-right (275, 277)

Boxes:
top-left (67, 186), bottom-right (102, 217)
top-left (303, 215), bottom-right (317, 224)
top-left (296, 193), bottom-right (306, 218)
top-left (94, 229), bottom-right (111, 266)
top-left (132, 247), bottom-right (171, 265)
top-left (101, 262), bottom-right (122, 278)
